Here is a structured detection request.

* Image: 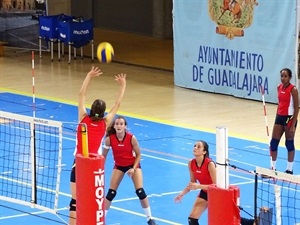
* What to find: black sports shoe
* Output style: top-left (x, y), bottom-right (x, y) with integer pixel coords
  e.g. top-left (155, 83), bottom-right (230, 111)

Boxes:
top-left (285, 170), bottom-right (293, 175)
top-left (147, 219), bottom-right (157, 225)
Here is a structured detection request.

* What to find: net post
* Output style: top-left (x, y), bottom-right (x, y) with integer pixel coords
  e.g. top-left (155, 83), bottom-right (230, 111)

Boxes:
top-left (216, 126), bottom-right (229, 189)
top-left (76, 123), bottom-right (105, 225)
top-left (76, 154), bottom-right (105, 225)
top-left (254, 173), bottom-right (258, 221)
top-left (208, 185), bottom-right (240, 224)
top-left (208, 126), bottom-right (240, 225)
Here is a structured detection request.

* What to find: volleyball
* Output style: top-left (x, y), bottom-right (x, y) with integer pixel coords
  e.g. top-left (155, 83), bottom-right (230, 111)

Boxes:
top-left (97, 42), bottom-right (114, 63)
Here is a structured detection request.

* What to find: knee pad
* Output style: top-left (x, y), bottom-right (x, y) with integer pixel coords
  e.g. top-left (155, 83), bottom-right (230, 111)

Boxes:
top-left (188, 217), bottom-right (199, 225)
top-left (135, 188), bottom-right (147, 200)
top-left (69, 198), bottom-right (76, 211)
top-left (106, 189), bottom-right (117, 201)
top-left (270, 138), bottom-right (280, 151)
top-left (285, 140), bottom-right (295, 152)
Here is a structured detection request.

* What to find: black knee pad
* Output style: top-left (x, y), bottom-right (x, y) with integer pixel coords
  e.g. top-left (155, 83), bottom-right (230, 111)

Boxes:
top-left (69, 198), bottom-right (76, 211)
top-left (188, 217), bottom-right (199, 225)
top-left (285, 139), bottom-right (295, 152)
top-left (136, 188), bottom-right (147, 200)
top-left (106, 189), bottom-right (117, 201)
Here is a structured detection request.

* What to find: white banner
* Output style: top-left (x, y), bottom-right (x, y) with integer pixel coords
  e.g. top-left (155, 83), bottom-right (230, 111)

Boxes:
top-left (174, 0), bottom-right (298, 103)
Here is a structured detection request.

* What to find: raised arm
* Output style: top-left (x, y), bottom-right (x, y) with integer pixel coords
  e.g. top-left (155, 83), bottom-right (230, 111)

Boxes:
top-left (105, 73), bottom-right (127, 126)
top-left (78, 66), bottom-right (103, 122)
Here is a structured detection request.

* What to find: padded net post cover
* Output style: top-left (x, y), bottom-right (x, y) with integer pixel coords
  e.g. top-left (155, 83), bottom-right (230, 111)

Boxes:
top-left (76, 153), bottom-right (105, 225)
top-left (208, 185), bottom-right (240, 225)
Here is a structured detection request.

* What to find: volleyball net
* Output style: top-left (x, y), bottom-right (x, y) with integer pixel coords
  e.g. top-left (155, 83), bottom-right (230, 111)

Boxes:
top-left (211, 127), bottom-right (300, 225)
top-left (0, 110), bottom-right (63, 214)
top-left (254, 167), bottom-right (300, 225)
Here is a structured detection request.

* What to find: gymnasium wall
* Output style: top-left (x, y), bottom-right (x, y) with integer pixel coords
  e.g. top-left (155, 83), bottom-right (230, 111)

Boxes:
top-left (47, 0), bottom-right (71, 16)
top-left (92, 0), bottom-right (153, 36)
top-left (68, 0), bottom-right (172, 38)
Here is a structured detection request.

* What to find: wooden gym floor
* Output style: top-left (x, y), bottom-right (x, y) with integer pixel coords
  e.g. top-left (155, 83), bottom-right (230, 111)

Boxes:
top-left (0, 28), bottom-right (299, 148)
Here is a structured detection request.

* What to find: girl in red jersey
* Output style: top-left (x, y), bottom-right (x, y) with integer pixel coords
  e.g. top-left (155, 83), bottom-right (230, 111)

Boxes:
top-left (269, 68), bottom-right (299, 174)
top-left (174, 140), bottom-right (216, 225)
top-left (69, 66), bottom-right (126, 225)
top-left (102, 116), bottom-right (157, 225)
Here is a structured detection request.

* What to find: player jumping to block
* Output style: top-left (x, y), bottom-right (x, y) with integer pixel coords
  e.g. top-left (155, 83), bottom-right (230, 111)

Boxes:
top-left (69, 66), bottom-right (126, 225)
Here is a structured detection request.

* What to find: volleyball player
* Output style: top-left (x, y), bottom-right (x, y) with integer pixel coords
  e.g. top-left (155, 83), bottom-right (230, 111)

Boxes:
top-left (69, 66), bottom-right (126, 225)
top-left (174, 140), bottom-right (216, 225)
top-left (269, 68), bottom-right (299, 174)
top-left (102, 116), bottom-right (157, 225)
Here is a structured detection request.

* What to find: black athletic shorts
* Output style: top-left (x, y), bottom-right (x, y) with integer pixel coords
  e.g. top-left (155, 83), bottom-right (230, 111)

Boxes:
top-left (70, 160), bottom-right (76, 182)
top-left (114, 164), bottom-right (141, 173)
top-left (198, 190), bottom-right (208, 201)
top-left (275, 114), bottom-right (297, 127)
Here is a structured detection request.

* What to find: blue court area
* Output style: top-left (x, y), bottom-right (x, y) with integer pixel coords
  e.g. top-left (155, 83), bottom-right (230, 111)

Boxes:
top-left (0, 92), bottom-right (299, 225)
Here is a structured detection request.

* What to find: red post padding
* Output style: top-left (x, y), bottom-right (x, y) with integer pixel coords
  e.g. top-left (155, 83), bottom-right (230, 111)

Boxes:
top-left (76, 153), bottom-right (105, 225)
top-left (208, 185), bottom-right (240, 225)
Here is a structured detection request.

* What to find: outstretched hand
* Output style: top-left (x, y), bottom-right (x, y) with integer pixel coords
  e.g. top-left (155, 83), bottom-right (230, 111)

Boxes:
top-left (87, 66), bottom-right (103, 77)
top-left (115, 73), bottom-right (127, 87)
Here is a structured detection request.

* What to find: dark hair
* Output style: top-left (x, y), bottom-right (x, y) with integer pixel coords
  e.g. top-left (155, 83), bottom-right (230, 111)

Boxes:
top-left (280, 68), bottom-right (292, 78)
top-left (199, 140), bottom-right (209, 158)
top-left (89, 99), bottom-right (106, 121)
top-left (106, 116), bottom-right (127, 136)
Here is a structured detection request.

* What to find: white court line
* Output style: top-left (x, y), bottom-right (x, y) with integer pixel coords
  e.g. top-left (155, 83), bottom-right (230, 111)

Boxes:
top-left (109, 206), bottom-right (183, 225)
top-left (0, 180), bottom-right (255, 222)
top-left (142, 153), bottom-right (187, 165)
top-left (0, 180), bottom-right (254, 222)
top-left (0, 207), bottom-right (68, 220)
top-left (0, 147), bottom-right (255, 223)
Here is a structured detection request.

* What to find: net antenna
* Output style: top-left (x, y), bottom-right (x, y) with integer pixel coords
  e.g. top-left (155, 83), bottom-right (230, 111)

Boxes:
top-left (32, 51), bottom-right (36, 118)
top-left (0, 111), bottom-right (64, 222)
top-left (260, 85), bottom-right (272, 169)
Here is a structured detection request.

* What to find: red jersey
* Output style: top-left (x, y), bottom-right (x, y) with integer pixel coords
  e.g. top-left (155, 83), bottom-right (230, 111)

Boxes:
top-left (109, 132), bottom-right (135, 166)
top-left (76, 116), bottom-right (106, 155)
top-left (190, 157), bottom-right (214, 192)
top-left (277, 83), bottom-right (295, 116)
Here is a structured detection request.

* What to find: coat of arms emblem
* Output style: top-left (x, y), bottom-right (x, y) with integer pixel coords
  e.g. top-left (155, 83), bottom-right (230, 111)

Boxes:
top-left (209, 0), bottom-right (258, 39)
